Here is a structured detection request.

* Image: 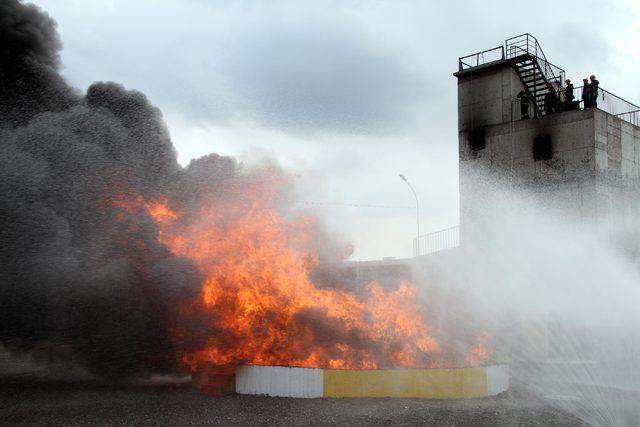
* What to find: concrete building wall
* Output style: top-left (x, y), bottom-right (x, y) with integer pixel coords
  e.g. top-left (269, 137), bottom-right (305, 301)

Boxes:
top-left (463, 109), bottom-right (596, 181)
top-left (460, 109), bottom-right (599, 225)
top-left (457, 63), bottom-right (522, 133)
top-left (594, 110), bottom-right (640, 226)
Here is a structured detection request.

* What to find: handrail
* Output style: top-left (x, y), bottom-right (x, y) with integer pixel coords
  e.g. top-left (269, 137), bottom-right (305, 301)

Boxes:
top-left (414, 225), bottom-right (460, 257)
top-left (458, 46), bottom-right (505, 71)
top-left (505, 33), bottom-right (551, 66)
top-left (512, 85), bottom-right (640, 126)
top-left (459, 34), bottom-right (566, 84)
top-left (571, 86), bottom-right (639, 115)
top-left (615, 110), bottom-right (640, 127)
top-left (505, 35), bottom-right (565, 86)
top-left (508, 46), bottom-right (565, 79)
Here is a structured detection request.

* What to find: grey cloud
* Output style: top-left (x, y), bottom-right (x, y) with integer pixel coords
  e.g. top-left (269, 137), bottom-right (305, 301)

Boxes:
top-left (220, 26), bottom-right (428, 135)
top-left (552, 24), bottom-right (615, 75)
top-left (313, 145), bottom-right (368, 179)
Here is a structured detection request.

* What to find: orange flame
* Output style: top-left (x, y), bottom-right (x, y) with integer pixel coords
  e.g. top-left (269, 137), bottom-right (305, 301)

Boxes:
top-left (114, 171), bottom-right (491, 371)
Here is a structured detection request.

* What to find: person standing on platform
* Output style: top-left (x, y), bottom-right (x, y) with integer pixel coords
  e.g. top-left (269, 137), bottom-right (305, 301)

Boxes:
top-left (544, 82), bottom-right (559, 115)
top-left (582, 78), bottom-right (592, 108)
top-left (564, 79), bottom-right (575, 110)
top-left (590, 75), bottom-right (600, 108)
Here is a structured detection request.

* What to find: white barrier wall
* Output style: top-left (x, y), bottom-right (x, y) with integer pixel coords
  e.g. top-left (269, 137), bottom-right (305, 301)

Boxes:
top-left (235, 364), bottom-right (510, 399)
top-left (235, 365), bottom-right (323, 398)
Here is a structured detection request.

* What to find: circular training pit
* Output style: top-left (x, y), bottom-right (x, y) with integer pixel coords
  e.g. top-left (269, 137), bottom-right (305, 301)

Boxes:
top-left (203, 364), bottom-right (510, 399)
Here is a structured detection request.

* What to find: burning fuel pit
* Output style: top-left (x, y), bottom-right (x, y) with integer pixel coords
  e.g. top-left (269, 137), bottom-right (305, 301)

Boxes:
top-left (112, 152), bottom-right (499, 392)
top-left (194, 364), bottom-right (509, 399)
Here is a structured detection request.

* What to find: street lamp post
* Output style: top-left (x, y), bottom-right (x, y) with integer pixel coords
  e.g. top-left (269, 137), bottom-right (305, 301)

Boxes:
top-left (399, 174), bottom-right (420, 256)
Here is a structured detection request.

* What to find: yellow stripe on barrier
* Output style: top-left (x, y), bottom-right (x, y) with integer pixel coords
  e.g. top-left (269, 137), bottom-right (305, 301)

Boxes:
top-left (322, 367), bottom-right (488, 398)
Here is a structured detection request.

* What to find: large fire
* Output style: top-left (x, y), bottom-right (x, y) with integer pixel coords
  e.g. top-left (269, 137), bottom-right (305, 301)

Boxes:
top-left (115, 166), bottom-right (491, 371)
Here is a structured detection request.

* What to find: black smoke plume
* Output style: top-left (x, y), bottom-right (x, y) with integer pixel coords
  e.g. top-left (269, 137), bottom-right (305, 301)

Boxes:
top-left (0, 1), bottom-right (369, 380)
top-left (0, 0), bottom-right (231, 379)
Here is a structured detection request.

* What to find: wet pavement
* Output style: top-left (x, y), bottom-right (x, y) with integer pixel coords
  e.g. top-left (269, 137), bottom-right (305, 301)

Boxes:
top-left (0, 377), bottom-right (584, 426)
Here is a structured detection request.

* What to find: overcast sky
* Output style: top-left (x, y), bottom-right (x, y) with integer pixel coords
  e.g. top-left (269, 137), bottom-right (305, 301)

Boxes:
top-left (31, 0), bottom-right (640, 260)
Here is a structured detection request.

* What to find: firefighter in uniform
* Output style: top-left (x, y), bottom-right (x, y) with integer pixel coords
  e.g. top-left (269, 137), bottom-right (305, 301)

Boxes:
top-left (590, 75), bottom-right (600, 108)
top-left (582, 78), bottom-right (592, 108)
top-left (564, 79), bottom-right (575, 111)
top-left (544, 82), bottom-right (559, 115)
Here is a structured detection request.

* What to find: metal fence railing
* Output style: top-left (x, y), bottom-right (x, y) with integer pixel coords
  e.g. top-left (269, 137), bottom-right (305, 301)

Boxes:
top-left (505, 34), bottom-right (565, 87)
top-left (511, 85), bottom-right (640, 127)
top-left (505, 33), bottom-right (543, 62)
top-left (413, 225), bottom-right (460, 257)
top-left (592, 87), bottom-right (640, 117)
top-left (615, 109), bottom-right (640, 127)
top-left (459, 46), bottom-right (505, 71)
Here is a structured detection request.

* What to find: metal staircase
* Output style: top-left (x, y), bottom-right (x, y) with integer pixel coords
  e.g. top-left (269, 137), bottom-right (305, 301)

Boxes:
top-left (458, 34), bottom-right (566, 117)
top-left (505, 34), bottom-right (565, 116)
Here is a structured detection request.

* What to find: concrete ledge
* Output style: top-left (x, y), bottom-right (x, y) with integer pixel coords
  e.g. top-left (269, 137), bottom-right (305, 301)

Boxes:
top-left (234, 364), bottom-right (509, 399)
top-left (486, 108), bottom-right (595, 136)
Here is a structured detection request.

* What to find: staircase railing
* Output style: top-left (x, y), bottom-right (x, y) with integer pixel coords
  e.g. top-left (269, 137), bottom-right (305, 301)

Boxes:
top-left (458, 34), bottom-right (565, 86)
top-left (506, 34), bottom-right (565, 86)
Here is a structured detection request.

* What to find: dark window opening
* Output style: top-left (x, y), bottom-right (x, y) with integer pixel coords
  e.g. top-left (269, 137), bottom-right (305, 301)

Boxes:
top-left (469, 128), bottom-right (486, 152)
top-left (533, 134), bottom-right (553, 161)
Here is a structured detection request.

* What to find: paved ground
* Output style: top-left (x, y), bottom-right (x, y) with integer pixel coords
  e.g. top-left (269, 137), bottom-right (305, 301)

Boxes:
top-left (0, 377), bottom-right (584, 426)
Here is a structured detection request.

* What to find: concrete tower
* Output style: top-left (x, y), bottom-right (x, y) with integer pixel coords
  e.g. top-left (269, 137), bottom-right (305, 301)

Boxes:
top-left (454, 34), bottom-right (640, 236)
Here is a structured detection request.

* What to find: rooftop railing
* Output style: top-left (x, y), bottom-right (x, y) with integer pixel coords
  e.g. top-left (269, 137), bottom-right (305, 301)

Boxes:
top-left (413, 225), bottom-right (460, 257)
top-left (459, 46), bottom-right (504, 71)
top-left (593, 87), bottom-right (640, 117)
top-left (458, 34), bottom-right (565, 82)
top-left (511, 85), bottom-right (640, 127)
top-left (615, 110), bottom-right (640, 127)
